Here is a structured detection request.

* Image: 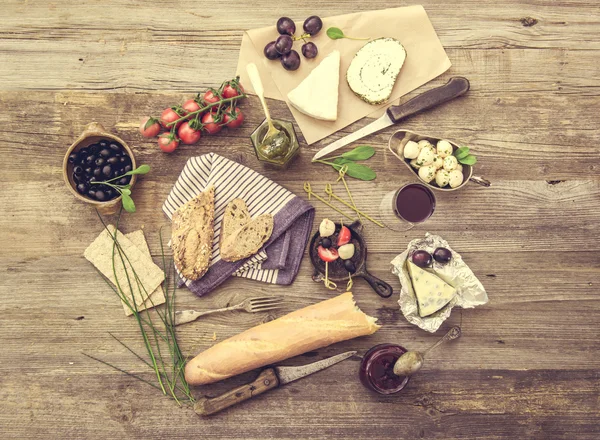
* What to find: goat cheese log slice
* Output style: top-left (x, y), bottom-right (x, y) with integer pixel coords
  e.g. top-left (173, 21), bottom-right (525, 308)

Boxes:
top-left (287, 50), bottom-right (340, 121)
top-left (346, 38), bottom-right (406, 105)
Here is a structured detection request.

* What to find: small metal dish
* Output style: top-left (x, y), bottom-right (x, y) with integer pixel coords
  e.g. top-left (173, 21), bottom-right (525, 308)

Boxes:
top-left (388, 129), bottom-right (490, 192)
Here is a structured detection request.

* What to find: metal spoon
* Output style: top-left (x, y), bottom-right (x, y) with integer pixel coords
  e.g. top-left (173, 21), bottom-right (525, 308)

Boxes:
top-left (245, 63), bottom-right (283, 146)
top-left (393, 326), bottom-right (462, 377)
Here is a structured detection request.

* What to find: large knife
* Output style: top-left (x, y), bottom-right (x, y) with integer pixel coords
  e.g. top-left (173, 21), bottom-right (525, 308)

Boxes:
top-left (194, 351), bottom-right (356, 416)
top-left (312, 77), bottom-right (470, 161)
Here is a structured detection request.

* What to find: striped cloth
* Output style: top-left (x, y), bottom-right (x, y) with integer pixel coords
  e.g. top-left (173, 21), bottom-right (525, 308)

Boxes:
top-left (162, 153), bottom-right (315, 297)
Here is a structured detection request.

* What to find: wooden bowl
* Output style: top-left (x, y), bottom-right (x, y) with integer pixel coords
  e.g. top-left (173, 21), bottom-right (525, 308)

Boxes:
top-left (62, 122), bottom-right (137, 214)
top-left (388, 129), bottom-right (489, 192)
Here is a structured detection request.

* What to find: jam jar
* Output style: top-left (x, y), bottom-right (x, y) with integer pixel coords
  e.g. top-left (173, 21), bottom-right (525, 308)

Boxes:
top-left (250, 118), bottom-right (299, 169)
top-left (359, 344), bottom-right (410, 395)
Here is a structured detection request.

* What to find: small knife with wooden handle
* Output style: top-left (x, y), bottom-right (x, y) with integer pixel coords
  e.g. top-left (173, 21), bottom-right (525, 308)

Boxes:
top-left (194, 351), bottom-right (357, 416)
top-left (312, 77), bottom-right (470, 161)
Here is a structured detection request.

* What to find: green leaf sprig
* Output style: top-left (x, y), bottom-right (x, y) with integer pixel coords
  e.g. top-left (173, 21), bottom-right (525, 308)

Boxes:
top-left (315, 145), bottom-right (376, 181)
top-left (326, 27), bottom-right (369, 41)
top-left (453, 147), bottom-right (477, 166)
top-left (91, 164), bottom-right (150, 213)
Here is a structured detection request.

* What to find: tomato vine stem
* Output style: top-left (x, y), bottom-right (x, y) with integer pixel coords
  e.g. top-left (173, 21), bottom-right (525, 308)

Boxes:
top-left (166, 94), bottom-right (247, 128)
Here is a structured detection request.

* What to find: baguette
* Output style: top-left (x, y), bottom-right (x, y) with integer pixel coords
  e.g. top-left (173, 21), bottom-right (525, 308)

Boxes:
top-left (171, 186), bottom-right (215, 281)
top-left (220, 213), bottom-right (273, 262)
top-left (184, 292), bottom-right (380, 385)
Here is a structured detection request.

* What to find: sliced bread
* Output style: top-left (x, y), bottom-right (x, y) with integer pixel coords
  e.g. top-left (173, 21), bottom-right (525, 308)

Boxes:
top-left (220, 198), bottom-right (251, 247)
top-left (220, 213), bottom-right (274, 262)
top-left (171, 186), bottom-right (215, 281)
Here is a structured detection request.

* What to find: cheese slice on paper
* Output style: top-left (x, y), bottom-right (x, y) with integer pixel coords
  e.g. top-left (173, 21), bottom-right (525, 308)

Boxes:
top-left (287, 50), bottom-right (340, 121)
top-left (407, 260), bottom-right (456, 317)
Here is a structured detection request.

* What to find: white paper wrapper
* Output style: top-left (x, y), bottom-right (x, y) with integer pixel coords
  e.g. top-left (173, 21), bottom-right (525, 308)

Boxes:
top-left (391, 233), bottom-right (489, 333)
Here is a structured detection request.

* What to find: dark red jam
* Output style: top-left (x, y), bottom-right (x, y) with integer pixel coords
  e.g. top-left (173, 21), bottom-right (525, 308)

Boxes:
top-left (359, 344), bottom-right (409, 395)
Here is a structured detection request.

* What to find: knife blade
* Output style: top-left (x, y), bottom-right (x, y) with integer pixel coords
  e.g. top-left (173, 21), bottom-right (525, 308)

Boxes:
top-left (311, 77), bottom-right (470, 161)
top-left (194, 351), bottom-right (357, 416)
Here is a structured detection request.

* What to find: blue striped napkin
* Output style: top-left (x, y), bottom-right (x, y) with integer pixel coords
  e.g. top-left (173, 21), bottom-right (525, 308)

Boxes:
top-left (162, 153), bottom-right (315, 297)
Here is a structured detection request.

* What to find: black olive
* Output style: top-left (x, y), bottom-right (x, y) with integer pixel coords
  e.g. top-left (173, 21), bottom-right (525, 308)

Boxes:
top-left (321, 237), bottom-right (332, 248)
top-left (93, 167), bottom-right (102, 178)
top-left (85, 155), bottom-right (95, 165)
top-left (87, 189), bottom-right (97, 199)
top-left (105, 188), bottom-right (115, 199)
top-left (109, 143), bottom-right (121, 152)
top-left (88, 144), bottom-right (99, 154)
top-left (95, 157), bottom-right (105, 166)
top-left (124, 164), bottom-right (132, 173)
top-left (112, 169), bottom-right (121, 178)
top-left (99, 140), bottom-right (108, 148)
top-left (76, 183), bottom-right (88, 194)
top-left (78, 148), bottom-right (89, 159)
top-left (68, 153), bottom-right (78, 164)
top-left (344, 260), bottom-right (356, 274)
top-left (72, 174), bottom-right (81, 184)
top-left (106, 156), bottom-right (118, 165)
top-left (73, 165), bottom-right (84, 175)
top-left (95, 190), bottom-right (106, 201)
top-left (102, 165), bottom-right (112, 177)
top-left (84, 166), bottom-right (92, 175)
top-left (117, 177), bottom-right (129, 185)
top-left (89, 176), bottom-right (97, 183)
top-left (100, 149), bottom-right (111, 158)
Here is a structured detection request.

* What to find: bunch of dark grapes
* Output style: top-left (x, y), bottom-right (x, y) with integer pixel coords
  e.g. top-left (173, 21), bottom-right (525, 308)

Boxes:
top-left (263, 16), bottom-right (323, 71)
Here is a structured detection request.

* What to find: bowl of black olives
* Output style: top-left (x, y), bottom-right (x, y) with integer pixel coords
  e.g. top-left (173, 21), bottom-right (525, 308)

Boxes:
top-left (63, 122), bottom-right (137, 214)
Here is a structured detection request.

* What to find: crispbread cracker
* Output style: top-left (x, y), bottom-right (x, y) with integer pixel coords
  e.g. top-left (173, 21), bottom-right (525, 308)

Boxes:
top-left (124, 230), bottom-right (166, 316)
top-left (84, 225), bottom-right (164, 315)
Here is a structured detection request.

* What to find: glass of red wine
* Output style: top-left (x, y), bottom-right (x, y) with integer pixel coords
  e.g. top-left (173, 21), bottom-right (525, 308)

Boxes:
top-left (379, 183), bottom-right (436, 231)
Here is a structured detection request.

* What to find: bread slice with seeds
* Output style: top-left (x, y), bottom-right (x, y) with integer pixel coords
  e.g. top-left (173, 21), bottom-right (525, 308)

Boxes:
top-left (171, 186), bottom-right (215, 281)
top-left (220, 198), bottom-right (251, 248)
top-left (220, 214), bottom-right (274, 263)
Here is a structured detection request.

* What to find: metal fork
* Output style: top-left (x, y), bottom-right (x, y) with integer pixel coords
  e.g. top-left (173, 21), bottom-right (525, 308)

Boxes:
top-left (174, 296), bottom-right (284, 326)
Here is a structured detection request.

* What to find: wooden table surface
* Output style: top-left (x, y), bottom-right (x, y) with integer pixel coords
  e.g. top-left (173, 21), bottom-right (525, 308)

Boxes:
top-left (1, 1), bottom-right (599, 439)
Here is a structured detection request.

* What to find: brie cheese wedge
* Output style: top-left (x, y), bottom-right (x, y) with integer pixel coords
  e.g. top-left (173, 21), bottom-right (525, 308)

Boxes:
top-left (346, 37), bottom-right (406, 105)
top-left (287, 50), bottom-right (340, 121)
top-left (407, 260), bottom-right (456, 317)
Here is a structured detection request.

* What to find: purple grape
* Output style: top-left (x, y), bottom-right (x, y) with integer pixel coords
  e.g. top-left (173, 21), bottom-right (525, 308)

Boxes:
top-left (303, 16), bottom-right (323, 36)
top-left (281, 50), bottom-right (301, 71)
top-left (277, 17), bottom-right (296, 36)
top-left (301, 42), bottom-right (318, 59)
top-left (433, 247), bottom-right (452, 264)
top-left (264, 41), bottom-right (281, 60)
top-left (412, 250), bottom-right (433, 268)
top-left (275, 35), bottom-right (293, 55)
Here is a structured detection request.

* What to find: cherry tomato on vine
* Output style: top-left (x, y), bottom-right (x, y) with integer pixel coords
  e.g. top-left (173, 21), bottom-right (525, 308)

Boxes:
top-left (139, 117), bottom-right (161, 138)
top-left (177, 122), bottom-right (202, 145)
top-left (222, 83), bottom-right (244, 99)
top-left (203, 90), bottom-right (220, 107)
top-left (223, 107), bottom-right (244, 129)
top-left (202, 112), bottom-right (222, 134)
top-left (158, 133), bottom-right (179, 153)
top-left (160, 107), bottom-right (183, 129)
top-left (182, 99), bottom-right (201, 114)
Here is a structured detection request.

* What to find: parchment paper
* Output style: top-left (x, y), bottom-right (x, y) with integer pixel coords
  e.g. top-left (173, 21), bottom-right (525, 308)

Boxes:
top-left (236, 5), bottom-right (451, 145)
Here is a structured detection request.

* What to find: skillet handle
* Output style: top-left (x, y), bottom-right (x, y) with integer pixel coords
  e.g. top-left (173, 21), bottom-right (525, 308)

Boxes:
top-left (360, 272), bottom-right (394, 298)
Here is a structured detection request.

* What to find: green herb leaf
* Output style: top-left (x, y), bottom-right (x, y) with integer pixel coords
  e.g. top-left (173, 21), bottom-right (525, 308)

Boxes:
top-left (121, 193), bottom-right (136, 213)
top-left (459, 155), bottom-right (477, 165)
top-left (339, 162), bottom-right (376, 181)
top-left (333, 157), bottom-right (352, 165)
top-left (327, 27), bottom-right (345, 39)
top-left (120, 188), bottom-right (131, 196)
top-left (341, 145), bottom-right (375, 161)
top-left (127, 164), bottom-right (150, 176)
top-left (454, 147), bottom-right (470, 160)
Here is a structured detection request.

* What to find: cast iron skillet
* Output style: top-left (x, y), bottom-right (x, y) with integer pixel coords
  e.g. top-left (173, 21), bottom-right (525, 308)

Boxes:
top-left (309, 221), bottom-right (394, 298)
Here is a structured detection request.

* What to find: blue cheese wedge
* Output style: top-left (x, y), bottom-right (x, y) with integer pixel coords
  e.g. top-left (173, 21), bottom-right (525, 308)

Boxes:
top-left (346, 38), bottom-right (406, 105)
top-left (287, 50), bottom-right (340, 121)
top-left (407, 260), bottom-right (456, 317)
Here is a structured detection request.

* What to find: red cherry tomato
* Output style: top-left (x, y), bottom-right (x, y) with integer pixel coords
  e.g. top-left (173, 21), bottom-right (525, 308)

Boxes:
top-left (318, 246), bottom-right (339, 263)
top-left (158, 133), bottom-right (179, 153)
top-left (222, 82), bottom-right (244, 98)
top-left (160, 107), bottom-right (183, 129)
top-left (139, 117), bottom-right (160, 138)
top-left (203, 90), bottom-right (220, 106)
top-left (223, 107), bottom-right (244, 129)
top-left (177, 122), bottom-right (202, 145)
top-left (182, 99), bottom-right (201, 114)
top-left (337, 226), bottom-right (351, 247)
top-left (202, 111), bottom-right (222, 135)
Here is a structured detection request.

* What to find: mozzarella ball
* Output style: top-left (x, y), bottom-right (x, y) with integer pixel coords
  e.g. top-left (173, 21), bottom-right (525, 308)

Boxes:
top-left (436, 140), bottom-right (453, 158)
top-left (416, 146), bottom-right (435, 166)
top-left (448, 170), bottom-right (464, 188)
top-left (338, 243), bottom-right (355, 260)
top-left (443, 155), bottom-right (458, 171)
top-left (410, 158), bottom-right (421, 170)
top-left (432, 155), bottom-right (444, 169)
top-left (455, 163), bottom-right (463, 172)
top-left (402, 140), bottom-right (420, 160)
top-left (435, 169), bottom-right (450, 187)
top-left (319, 218), bottom-right (335, 237)
top-left (418, 165), bottom-right (436, 183)
top-left (418, 140), bottom-right (433, 150)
